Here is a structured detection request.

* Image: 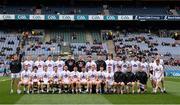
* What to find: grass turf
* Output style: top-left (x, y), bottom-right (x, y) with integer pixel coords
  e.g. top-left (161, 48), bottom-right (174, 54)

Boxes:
top-left (0, 77), bottom-right (180, 104)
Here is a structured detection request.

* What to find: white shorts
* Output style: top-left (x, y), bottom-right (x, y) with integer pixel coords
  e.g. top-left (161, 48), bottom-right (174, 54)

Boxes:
top-left (149, 74), bottom-right (155, 80)
top-left (32, 79), bottom-right (39, 83)
top-left (155, 76), bottom-right (163, 82)
top-left (90, 79), bottom-right (97, 84)
top-left (106, 80), bottom-right (114, 86)
top-left (11, 73), bottom-right (20, 79)
top-left (53, 79), bottom-right (59, 82)
top-left (81, 79), bottom-right (87, 84)
top-left (63, 79), bottom-right (70, 84)
top-left (20, 80), bottom-right (29, 85)
top-left (43, 80), bottom-right (49, 85)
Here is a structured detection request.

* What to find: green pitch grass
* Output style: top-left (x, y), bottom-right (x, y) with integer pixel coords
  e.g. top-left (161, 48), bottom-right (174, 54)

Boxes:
top-left (0, 77), bottom-right (180, 104)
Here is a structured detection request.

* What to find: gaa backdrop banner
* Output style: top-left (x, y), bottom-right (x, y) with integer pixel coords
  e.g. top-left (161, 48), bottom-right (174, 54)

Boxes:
top-left (165, 70), bottom-right (180, 76)
top-left (0, 14), bottom-right (180, 21)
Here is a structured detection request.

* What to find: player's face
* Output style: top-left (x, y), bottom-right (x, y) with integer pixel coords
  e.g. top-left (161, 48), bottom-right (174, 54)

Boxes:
top-left (156, 60), bottom-right (160, 65)
top-left (134, 57), bottom-right (137, 61)
top-left (54, 67), bottom-right (58, 72)
top-left (116, 56), bottom-right (120, 61)
top-left (100, 67), bottom-right (104, 71)
top-left (91, 65), bottom-right (96, 71)
top-left (33, 67), bottom-right (38, 72)
top-left (82, 68), bottom-right (86, 72)
top-left (27, 56), bottom-right (31, 61)
top-left (117, 66), bottom-right (121, 71)
top-left (48, 56), bottom-right (52, 60)
top-left (108, 67), bottom-right (111, 73)
top-left (64, 66), bottom-right (68, 71)
top-left (98, 56), bottom-right (102, 60)
top-left (142, 58), bottom-right (145, 62)
top-left (13, 55), bottom-right (18, 60)
top-left (74, 67), bottom-right (78, 71)
top-left (58, 56), bottom-right (61, 60)
top-left (37, 56), bottom-right (41, 61)
top-left (127, 66), bottom-right (132, 72)
top-left (44, 66), bottom-right (48, 72)
top-left (24, 65), bottom-right (28, 71)
top-left (79, 56), bottom-right (83, 60)
top-left (108, 55), bottom-right (112, 60)
top-left (88, 57), bottom-right (92, 61)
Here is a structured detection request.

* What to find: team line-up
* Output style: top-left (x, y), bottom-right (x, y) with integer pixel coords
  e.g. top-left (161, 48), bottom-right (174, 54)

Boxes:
top-left (9, 54), bottom-right (166, 94)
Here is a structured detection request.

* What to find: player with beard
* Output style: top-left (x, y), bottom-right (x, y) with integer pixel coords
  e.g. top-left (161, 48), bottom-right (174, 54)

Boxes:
top-left (65, 55), bottom-right (76, 72)
top-left (96, 55), bottom-right (106, 71)
top-left (76, 56), bottom-right (86, 72)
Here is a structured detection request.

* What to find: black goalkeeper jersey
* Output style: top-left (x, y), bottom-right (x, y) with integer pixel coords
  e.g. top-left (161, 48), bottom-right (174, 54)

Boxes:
top-left (114, 71), bottom-right (126, 83)
top-left (125, 71), bottom-right (136, 83)
top-left (135, 71), bottom-right (148, 85)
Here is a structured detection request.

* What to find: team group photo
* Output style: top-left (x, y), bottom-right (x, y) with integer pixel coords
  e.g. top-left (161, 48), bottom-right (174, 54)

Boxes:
top-left (11, 54), bottom-right (166, 95)
top-left (0, 0), bottom-right (180, 104)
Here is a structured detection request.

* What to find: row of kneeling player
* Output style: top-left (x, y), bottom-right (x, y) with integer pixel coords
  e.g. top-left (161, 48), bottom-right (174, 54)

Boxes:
top-left (17, 60), bottom-right (164, 94)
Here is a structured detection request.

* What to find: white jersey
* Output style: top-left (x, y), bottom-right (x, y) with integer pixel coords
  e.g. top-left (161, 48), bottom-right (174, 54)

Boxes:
top-left (80, 72), bottom-right (88, 80)
top-left (121, 61), bottom-right (129, 73)
top-left (153, 64), bottom-right (164, 79)
top-left (105, 59), bottom-right (115, 72)
top-left (41, 71), bottom-right (51, 81)
top-left (149, 62), bottom-right (155, 70)
top-left (85, 61), bottom-right (96, 70)
top-left (31, 72), bottom-right (41, 80)
top-left (140, 62), bottom-right (149, 73)
top-left (105, 72), bottom-right (114, 81)
top-left (52, 71), bottom-right (61, 81)
top-left (45, 60), bottom-right (55, 73)
top-left (131, 60), bottom-right (140, 73)
top-left (88, 70), bottom-right (97, 80)
top-left (34, 60), bottom-right (44, 73)
top-left (61, 70), bottom-right (70, 80)
top-left (71, 71), bottom-right (80, 80)
top-left (21, 70), bottom-right (31, 80)
top-left (97, 71), bottom-right (105, 81)
top-left (23, 60), bottom-right (34, 71)
top-left (114, 60), bottom-right (123, 72)
top-left (55, 60), bottom-right (65, 73)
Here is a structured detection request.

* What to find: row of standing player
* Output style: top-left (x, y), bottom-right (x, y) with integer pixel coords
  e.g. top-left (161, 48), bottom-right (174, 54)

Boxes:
top-left (17, 57), bottom-right (165, 94)
top-left (23, 54), bottom-right (161, 74)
